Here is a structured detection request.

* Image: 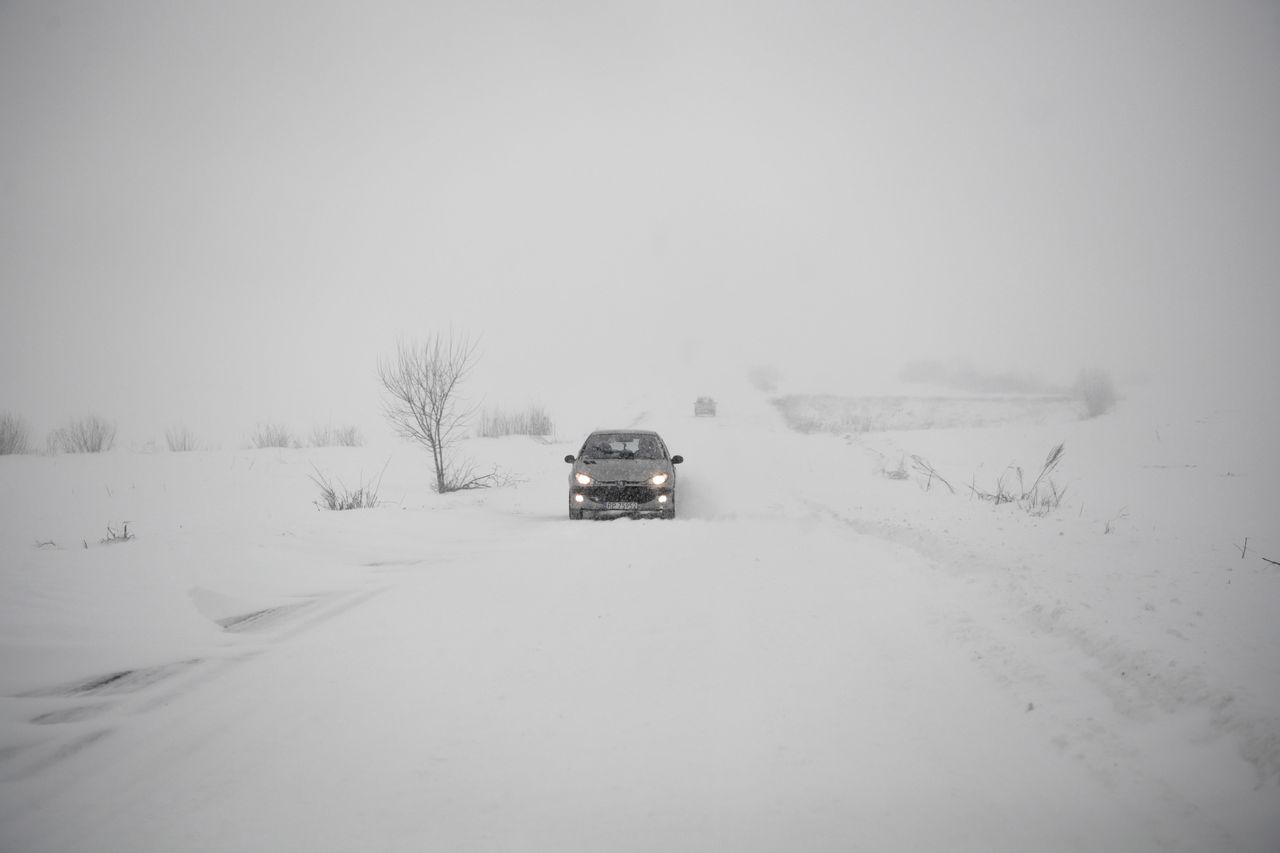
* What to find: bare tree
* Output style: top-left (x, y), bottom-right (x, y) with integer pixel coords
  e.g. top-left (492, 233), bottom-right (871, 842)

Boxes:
top-left (378, 334), bottom-right (489, 493)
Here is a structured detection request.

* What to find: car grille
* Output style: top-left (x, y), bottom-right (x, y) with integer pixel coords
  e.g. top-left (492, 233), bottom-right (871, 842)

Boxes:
top-left (583, 485), bottom-right (661, 503)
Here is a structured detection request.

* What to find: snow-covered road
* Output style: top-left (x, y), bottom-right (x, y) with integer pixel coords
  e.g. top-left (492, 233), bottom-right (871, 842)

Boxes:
top-left (1, 394), bottom-right (1276, 851)
top-left (0, 521), bottom-right (1167, 851)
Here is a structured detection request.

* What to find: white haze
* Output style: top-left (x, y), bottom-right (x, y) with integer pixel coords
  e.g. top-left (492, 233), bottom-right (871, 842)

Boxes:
top-left (2, 1), bottom-right (1279, 444)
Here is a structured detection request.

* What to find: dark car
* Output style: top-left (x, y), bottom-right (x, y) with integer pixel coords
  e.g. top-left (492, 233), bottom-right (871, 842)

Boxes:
top-left (564, 430), bottom-right (683, 519)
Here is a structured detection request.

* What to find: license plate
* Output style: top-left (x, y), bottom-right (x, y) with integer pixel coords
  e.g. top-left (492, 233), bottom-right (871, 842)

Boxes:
top-left (603, 502), bottom-right (639, 510)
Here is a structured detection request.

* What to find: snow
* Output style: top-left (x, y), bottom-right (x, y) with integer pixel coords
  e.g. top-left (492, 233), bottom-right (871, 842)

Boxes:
top-left (1, 386), bottom-right (1278, 851)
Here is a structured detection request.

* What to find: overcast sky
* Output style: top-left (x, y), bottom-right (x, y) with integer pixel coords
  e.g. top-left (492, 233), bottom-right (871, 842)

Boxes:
top-left (3, 1), bottom-right (1278, 444)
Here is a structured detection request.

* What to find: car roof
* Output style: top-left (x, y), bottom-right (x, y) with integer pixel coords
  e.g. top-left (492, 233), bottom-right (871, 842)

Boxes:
top-left (589, 429), bottom-right (661, 436)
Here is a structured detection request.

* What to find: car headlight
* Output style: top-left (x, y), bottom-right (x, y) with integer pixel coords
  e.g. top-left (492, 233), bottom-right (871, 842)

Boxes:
top-left (575, 472), bottom-right (593, 485)
top-left (650, 473), bottom-right (669, 485)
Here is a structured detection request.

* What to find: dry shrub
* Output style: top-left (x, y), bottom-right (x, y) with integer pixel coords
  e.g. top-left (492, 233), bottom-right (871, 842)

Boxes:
top-left (48, 415), bottom-right (116, 453)
top-left (748, 365), bottom-right (782, 394)
top-left (249, 423), bottom-right (296, 449)
top-left (165, 425), bottom-right (202, 452)
top-left (882, 456), bottom-right (909, 480)
top-left (1074, 368), bottom-right (1117, 418)
top-left (310, 424), bottom-right (363, 447)
top-left (475, 404), bottom-right (554, 438)
top-left (1, 413), bottom-right (31, 454)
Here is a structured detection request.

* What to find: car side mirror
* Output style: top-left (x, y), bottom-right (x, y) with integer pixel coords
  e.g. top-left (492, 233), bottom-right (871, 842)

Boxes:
top-left (671, 455), bottom-right (683, 464)
top-left (564, 454), bottom-right (575, 463)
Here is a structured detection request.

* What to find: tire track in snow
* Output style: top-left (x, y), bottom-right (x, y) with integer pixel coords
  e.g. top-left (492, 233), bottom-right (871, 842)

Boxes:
top-left (801, 498), bottom-right (1270, 850)
top-left (1, 584), bottom-right (389, 788)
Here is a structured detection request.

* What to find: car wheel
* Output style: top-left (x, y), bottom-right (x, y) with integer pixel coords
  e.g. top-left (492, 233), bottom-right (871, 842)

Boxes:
top-left (662, 497), bottom-right (676, 520)
top-left (569, 507), bottom-right (583, 520)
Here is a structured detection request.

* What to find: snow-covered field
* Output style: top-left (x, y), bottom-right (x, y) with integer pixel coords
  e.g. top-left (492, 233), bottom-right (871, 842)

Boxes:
top-left (1, 386), bottom-right (1277, 852)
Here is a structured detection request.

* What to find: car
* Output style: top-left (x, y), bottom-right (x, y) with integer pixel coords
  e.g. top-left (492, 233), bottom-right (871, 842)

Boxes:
top-left (694, 396), bottom-right (716, 417)
top-left (564, 430), bottom-right (683, 519)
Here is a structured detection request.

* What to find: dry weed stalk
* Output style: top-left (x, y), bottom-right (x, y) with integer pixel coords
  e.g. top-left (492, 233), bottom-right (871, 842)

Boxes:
top-left (100, 523), bottom-right (134, 544)
top-left (910, 455), bottom-right (954, 493)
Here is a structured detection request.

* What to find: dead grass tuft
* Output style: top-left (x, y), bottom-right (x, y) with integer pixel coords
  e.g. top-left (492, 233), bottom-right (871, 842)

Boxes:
top-left (969, 442), bottom-right (1067, 516)
top-left (310, 462), bottom-right (386, 510)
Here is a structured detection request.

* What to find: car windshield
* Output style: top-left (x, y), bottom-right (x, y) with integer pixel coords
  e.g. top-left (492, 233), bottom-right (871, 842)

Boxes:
top-left (582, 434), bottom-right (665, 461)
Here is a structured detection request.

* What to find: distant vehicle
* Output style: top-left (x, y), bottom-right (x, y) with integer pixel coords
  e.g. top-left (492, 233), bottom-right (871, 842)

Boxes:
top-left (694, 396), bottom-right (717, 417)
top-left (564, 430), bottom-right (683, 520)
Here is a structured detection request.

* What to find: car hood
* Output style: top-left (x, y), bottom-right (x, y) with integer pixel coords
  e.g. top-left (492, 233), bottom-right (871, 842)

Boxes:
top-left (577, 459), bottom-right (671, 482)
